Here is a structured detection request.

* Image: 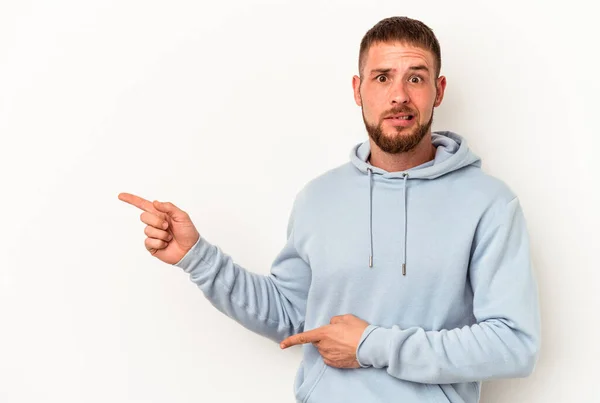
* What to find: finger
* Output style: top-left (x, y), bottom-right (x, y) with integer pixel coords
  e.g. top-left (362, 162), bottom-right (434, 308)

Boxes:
top-left (280, 328), bottom-right (322, 349)
top-left (153, 200), bottom-right (189, 221)
top-left (145, 237), bottom-right (168, 254)
top-left (140, 211), bottom-right (169, 230)
top-left (118, 192), bottom-right (156, 213)
top-left (144, 225), bottom-right (173, 242)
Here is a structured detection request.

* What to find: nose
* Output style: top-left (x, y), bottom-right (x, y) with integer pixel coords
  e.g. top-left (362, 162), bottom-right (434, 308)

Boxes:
top-left (390, 82), bottom-right (410, 105)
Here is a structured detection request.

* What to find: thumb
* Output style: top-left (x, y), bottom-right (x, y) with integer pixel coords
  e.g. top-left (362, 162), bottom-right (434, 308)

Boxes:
top-left (153, 200), bottom-right (188, 220)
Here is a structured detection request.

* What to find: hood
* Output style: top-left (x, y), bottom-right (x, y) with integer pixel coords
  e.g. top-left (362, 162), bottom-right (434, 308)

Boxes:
top-left (350, 131), bottom-right (481, 178)
top-left (349, 131), bottom-right (481, 274)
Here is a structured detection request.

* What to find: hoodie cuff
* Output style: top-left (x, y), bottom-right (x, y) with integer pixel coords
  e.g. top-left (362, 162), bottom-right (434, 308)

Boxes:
top-left (172, 236), bottom-right (218, 273)
top-left (356, 325), bottom-right (392, 369)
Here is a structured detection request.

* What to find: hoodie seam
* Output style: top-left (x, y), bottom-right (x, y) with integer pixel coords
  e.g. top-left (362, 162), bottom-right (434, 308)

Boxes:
top-left (488, 196), bottom-right (518, 226)
top-left (473, 196), bottom-right (518, 245)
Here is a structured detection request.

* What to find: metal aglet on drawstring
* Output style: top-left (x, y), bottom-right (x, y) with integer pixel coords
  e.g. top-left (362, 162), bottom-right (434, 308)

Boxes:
top-left (402, 173), bottom-right (408, 276)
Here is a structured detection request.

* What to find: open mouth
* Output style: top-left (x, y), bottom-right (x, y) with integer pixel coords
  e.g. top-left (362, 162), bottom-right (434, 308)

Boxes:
top-left (386, 114), bottom-right (414, 121)
top-left (384, 113), bottom-right (416, 127)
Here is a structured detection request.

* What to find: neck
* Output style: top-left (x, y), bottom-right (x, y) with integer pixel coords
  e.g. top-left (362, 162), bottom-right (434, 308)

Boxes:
top-left (368, 133), bottom-right (436, 172)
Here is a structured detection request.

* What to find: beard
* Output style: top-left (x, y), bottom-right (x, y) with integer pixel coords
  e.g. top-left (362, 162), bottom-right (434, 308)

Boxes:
top-left (363, 107), bottom-right (434, 154)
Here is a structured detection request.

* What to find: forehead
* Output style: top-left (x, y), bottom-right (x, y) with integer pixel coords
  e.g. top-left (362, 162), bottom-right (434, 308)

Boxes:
top-left (364, 41), bottom-right (434, 71)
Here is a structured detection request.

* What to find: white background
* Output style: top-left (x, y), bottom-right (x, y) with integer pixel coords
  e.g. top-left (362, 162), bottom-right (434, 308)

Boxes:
top-left (1, 1), bottom-right (598, 402)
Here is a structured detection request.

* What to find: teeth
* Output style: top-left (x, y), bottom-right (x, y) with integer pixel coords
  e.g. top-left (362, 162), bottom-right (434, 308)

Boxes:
top-left (393, 116), bottom-right (410, 119)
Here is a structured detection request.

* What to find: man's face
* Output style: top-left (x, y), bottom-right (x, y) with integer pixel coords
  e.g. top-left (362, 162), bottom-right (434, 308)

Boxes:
top-left (352, 41), bottom-right (446, 154)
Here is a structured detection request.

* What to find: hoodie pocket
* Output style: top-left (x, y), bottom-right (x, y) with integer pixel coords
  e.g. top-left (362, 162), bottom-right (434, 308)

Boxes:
top-left (294, 358), bottom-right (328, 403)
top-left (299, 365), bottom-right (455, 403)
top-left (426, 382), bottom-right (481, 403)
top-left (425, 384), bottom-right (450, 402)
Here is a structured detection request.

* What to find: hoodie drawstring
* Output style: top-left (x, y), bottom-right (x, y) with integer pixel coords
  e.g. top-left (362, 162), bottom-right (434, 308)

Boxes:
top-left (367, 170), bottom-right (409, 276)
top-left (368, 168), bottom-right (373, 268)
top-left (402, 173), bottom-right (408, 275)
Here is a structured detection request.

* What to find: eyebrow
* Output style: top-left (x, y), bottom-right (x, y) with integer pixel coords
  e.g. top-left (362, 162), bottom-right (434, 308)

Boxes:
top-left (370, 65), bottom-right (430, 75)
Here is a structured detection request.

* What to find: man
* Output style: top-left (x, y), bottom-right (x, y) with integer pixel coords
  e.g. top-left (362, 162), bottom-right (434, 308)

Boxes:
top-left (119, 16), bottom-right (540, 403)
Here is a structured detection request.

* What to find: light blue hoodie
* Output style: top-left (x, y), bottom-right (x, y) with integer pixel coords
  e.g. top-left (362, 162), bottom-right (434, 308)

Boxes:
top-left (174, 131), bottom-right (541, 403)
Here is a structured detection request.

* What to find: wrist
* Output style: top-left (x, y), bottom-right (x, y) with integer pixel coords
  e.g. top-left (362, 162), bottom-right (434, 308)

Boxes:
top-left (356, 325), bottom-right (392, 368)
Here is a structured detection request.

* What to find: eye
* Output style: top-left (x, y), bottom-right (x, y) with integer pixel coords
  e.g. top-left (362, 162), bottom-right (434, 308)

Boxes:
top-left (409, 75), bottom-right (423, 84)
top-left (375, 75), bottom-right (388, 83)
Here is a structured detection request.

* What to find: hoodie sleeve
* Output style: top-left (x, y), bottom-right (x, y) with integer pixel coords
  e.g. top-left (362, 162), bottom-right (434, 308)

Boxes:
top-left (172, 196), bottom-right (311, 343)
top-left (356, 197), bottom-right (541, 384)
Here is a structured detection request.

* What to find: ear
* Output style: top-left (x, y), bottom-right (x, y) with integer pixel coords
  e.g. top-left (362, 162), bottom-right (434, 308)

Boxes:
top-left (352, 75), bottom-right (362, 106)
top-left (434, 75), bottom-right (447, 107)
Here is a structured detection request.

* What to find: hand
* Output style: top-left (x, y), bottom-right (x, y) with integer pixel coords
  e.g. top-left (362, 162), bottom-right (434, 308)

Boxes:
top-left (280, 314), bottom-right (369, 369)
top-left (118, 192), bottom-right (200, 264)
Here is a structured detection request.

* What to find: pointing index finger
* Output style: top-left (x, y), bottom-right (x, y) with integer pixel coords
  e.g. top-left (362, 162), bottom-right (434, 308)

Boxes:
top-left (280, 328), bottom-right (323, 349)
top-left (118, 192), bottom-right (155, 213)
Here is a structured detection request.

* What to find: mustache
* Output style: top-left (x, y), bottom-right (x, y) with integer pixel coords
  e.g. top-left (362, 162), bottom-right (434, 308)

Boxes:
top-left (382, 107), bottom-right (417, 118)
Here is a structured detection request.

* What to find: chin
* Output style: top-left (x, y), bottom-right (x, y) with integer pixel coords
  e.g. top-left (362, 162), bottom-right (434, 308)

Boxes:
top-left (385, 129), bottom-right (415, 138)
